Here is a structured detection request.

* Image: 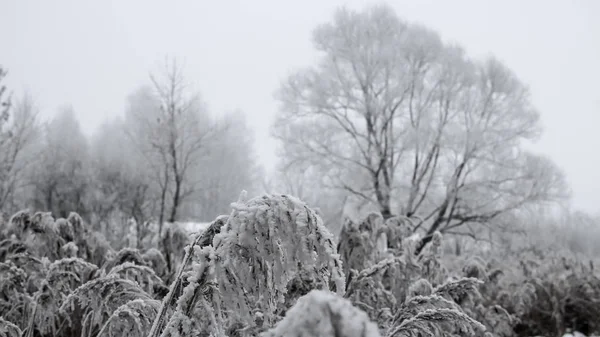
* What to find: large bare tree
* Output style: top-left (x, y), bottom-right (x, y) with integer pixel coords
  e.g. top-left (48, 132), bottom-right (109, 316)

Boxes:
top-left (272, 5), bottom-right (568, 253)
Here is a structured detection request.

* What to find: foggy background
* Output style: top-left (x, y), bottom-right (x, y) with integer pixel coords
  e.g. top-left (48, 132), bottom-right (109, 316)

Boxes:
top-left (3, 2), bottom-right (600, 336)
top-left (1, 0), bottom-right (599, 251)
top-left (2, 0), bottom-right (599, 212)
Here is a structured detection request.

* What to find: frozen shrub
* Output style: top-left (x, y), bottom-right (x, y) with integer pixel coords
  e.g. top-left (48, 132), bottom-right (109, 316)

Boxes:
top-left (337, 217), bottom-right (376, 285)
top-left (407, 279), bottom-right (433, 298)
top-left (102, 247), bottom-right (147, 272)
top-left (96, 299), bottom-right (160, 337)
top-left (211, 194), bottom-right (344, 320)
top-left (60, 276), bottom-right (153, 336)
top-left (107, 262), bottom-right (164, 295)
top-left (150, 192), bottom-right (345, 337)
top-left (142, 248), bottom-right (169, 279)
top-left (0, 317), bottom-right (21, 337)
top-left (417, 231), bottom-right (446, 286)
top-left (388, 277), bottom-right (486, 337)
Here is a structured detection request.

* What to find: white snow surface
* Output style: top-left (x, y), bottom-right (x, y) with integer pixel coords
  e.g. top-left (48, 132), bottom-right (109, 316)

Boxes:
top-left (177, 221), bottom-right (212, 234)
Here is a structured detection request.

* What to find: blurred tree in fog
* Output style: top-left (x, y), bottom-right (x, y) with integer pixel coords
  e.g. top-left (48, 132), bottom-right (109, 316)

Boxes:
top-left (29, 106), bottom-right (90, 218)
top-left (89, 117), bottom-right (154, 246)
top-left (124, 59), bottom-right (220, 238)
top-left (272, 5), bottom-right (569, 253)
top-left (0, 67), bottom-right (40, 213)
top-left (182, 109), bottom-right (264, 220)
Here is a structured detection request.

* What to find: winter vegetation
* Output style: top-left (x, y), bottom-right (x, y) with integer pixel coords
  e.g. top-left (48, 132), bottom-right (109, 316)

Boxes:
top-left (1, 3), bottom-right (600, 337)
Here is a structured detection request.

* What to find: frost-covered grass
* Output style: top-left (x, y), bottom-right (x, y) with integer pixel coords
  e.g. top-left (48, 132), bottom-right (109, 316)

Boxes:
top-left (0, 193), bottom-right (599, 337)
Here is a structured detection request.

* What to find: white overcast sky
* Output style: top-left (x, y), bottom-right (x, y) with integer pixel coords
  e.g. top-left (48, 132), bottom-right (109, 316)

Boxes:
top-left (2, 0), bottom-right (599, 213)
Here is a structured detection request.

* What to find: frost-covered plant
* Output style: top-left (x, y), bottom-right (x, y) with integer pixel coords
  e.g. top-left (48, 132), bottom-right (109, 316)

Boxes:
top-left (159, 246), bottom-right (220, 337)
top-left (0, 261), bottom-right (31, 325)
top-left (96, 299), bottom-right (160, 337)
top-left (417, 231), bottom-right (446, 286)
top-left (3, 211), bottom-right (64, 261)
top-left (380, 215), bottom-right (420, 253)
top-left (434, 277), bottom-right (483, 305)
top-left (147, 216), bottom-right (228, 337)
top-left (107, 262), bottom-right (164, 296)
top-left (462, 256), bottom-right (489, 281)
top-left (388, 278), bottom-right (486, 337)
top-left (210, 193), bottom-right (345, 325)
top-left (280, 268), bottom-right (331, 315)
top-left (0, 317), bottom-right (21, 337)
top-left (46, 257), bottom-right (99, 293)
top-left (262, 290), bottom-right (381, 337)
top-left (380, 239), bottom-right (423, 303)
top-left (102, 247), bottom-right (148, 272)
top-left (142, 248), bottom-right (169, 279)
top-left (344, 258), bottom-right (399, 329)
top-left (150, 192), bottom-right (346, 337)
top-left (387, 308), bottom-right (485, 337)
top-left (407, 279), bottom-right (433, 298)
top-left (60, 276), bottom-right (153, 337)
top-left (0, 237), bottom-right (27, 261)
top-left (337, 216), bottom-right (377, 281)
top-left (472, 304), bottom-right (514, 337)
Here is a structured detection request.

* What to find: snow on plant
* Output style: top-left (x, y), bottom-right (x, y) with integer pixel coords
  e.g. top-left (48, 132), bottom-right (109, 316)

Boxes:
top-left (0, 260), bottom-right (31, 325)
top-left (262, 290), bottom-right (381, 337)
top-left (380, 238), bottom-right (423, 303)
top-left (337, 216), bottom-right (378, 283)
top-left (3, 211), bottom-right (62, 260)
top-left (0, 317), bottom-right (21, 337)
top-left (474, 304), bottom-right (514, 337)
top-left (381, 215), bottom-right (421, 254)
top-left (146, 216), bottom-right (228, 337)
top-left (387, 308), bottom-right (485, 337)
top-left (102, 247), bottom-right (148, 272)
top-left (142, 248), bottom-right (168, 279)
top-left (96, 299), bottom-right (161, 337)
top-left (29, 257), bottom-right (101, 335)
top-left (461, 256), bottom-right (489, 281)
top-left (2, 194), bottom-right (600, 337)
top-left (417, 231), bottom-right (446, 286)
top-left (387, 277), bottom-right (486, 337)
top-left (46, 257), bottom-right (99, 293)
top-left (211, 193), bottom-right (345, 323)
top-left (59, 275), bottom-right (153, 336)
top-left (159, 246), bottom-right (222, 337)
top-left (407, 279), bottom-right (433, 298)
top-left (107, 262), bottom-right (164, 295)
top-left (434, 277), bottom-right (483, 305)
top-left (0, 237), bottom-right (27, 261)
top-left (150, 192), bottom-right (346, 337)
top-left (344, 257), bottom-right (399, 328)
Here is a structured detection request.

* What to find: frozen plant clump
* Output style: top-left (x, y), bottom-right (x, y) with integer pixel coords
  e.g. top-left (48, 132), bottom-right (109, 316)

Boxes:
top-left (388, 277), bottom-right (487, 337)
top-left (262, 290), bottom-right (381, 337)
top-left (96, 299), bottom-right (160, 337)
top-left (59, 276), bottom-right (153, 335)
top-left (0, 317), bottom-right (21, 337)
top-left (211, 193), bottom-right (346, 325)
top-left (149, 192), bottom-right (346, 337)
top-left (407, 279), bottom-right (433, 298)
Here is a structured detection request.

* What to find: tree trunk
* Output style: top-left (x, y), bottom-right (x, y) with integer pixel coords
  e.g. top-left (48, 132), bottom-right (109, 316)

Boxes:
top-left (415, 200), bottom-right (449, 255)
top-left (168, 175), bottom-right (181, 223)
top-left (158, 167), bottom-right (169, 250)
top-left (373, 172), bottom-right (393, 220)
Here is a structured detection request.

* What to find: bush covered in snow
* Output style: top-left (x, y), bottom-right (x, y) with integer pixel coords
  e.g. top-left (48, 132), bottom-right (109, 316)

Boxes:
top-left (1, 193), bottom-right (599, 337)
